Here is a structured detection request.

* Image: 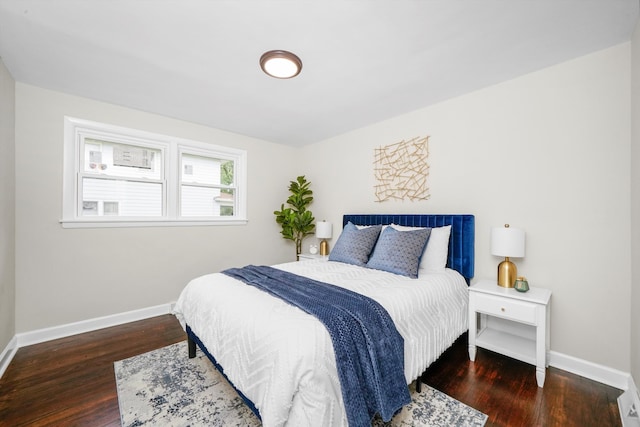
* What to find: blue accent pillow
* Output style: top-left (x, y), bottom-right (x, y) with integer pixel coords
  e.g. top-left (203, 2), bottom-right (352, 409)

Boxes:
top-left (366, 226), bottom-right (432, 278)
top-left (328, 222), bottom-right (382, 266)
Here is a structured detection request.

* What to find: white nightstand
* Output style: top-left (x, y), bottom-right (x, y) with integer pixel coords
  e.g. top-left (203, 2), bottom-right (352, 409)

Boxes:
top-left (468, 279), bottom-right (551, 387)
top-left (297, 254), bottom-right (328, 261)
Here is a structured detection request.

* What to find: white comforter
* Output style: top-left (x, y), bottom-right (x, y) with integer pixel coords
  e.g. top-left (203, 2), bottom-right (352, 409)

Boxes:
top-left (173, 259), bottom-right (469, 427)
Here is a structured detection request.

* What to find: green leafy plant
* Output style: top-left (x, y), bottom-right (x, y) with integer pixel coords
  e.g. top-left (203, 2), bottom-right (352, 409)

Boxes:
top-left (274, 176), bottom-right (315, 258)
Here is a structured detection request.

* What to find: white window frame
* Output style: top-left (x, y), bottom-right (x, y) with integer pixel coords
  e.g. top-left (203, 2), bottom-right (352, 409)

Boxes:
top-left (62, 117), bottom-right (248, 228)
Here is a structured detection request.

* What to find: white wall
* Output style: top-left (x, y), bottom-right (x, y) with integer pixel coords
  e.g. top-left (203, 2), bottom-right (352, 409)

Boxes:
top-left (0, 60), bottom-right (16, 350)
top-left (630, 18), bottom-right (640, 383)
top-left (302, 44), bottom-right (632, 372)
top-left (14, 84), bottom-right (299, 333)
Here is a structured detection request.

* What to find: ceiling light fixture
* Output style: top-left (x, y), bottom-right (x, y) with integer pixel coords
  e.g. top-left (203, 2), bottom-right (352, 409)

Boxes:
top-left (260, 50), bottom-right (302, 79)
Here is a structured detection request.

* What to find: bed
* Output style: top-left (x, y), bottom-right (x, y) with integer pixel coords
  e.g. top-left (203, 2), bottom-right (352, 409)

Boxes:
top-left (173, 213), bottom-right (474, 426)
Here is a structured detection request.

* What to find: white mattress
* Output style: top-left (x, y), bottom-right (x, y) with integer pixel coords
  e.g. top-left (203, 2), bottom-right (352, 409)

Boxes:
top-left (173, 259), bottom-right (469, 427)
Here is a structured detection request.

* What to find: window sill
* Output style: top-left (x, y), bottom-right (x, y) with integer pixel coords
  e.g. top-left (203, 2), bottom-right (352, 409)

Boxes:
top-left (60, 218), bottom-right (248, 229)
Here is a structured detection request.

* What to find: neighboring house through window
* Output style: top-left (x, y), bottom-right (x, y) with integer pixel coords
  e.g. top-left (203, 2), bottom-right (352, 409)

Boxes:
top-left (62, 117), bottom-right (247, 228)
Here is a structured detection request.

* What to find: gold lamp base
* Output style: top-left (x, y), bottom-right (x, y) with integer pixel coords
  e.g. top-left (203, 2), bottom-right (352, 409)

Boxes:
top-left (319, 239), bottom-right (329, 256)
top-left (497, 257), bottom-right (517, 288)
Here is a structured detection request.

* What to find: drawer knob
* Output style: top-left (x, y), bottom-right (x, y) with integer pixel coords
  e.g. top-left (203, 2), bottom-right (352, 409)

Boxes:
top-left (501, 307), bottom-right (506, 312)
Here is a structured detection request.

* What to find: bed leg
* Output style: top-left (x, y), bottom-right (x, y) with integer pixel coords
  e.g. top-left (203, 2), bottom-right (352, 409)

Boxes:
top-left (188, 335), bottom-right (196, 358)
top-left (416, 378), bottom-right (422, 393)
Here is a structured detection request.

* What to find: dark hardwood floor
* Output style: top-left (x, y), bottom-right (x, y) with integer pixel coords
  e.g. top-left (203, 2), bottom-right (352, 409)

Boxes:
top-left (0, 315), bottom-right (185, 427)
top-left (0, 314), bottom-right (623, 426)
top-left (423, 335), bottom-right (623, 426)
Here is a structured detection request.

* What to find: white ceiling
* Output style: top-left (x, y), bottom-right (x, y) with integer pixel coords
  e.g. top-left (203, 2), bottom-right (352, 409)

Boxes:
top-left (0, 1), bottom-right (638, 147)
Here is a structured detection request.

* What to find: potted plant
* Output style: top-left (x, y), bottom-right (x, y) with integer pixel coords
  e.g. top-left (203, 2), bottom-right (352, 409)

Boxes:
top-left (274, 176), bottom-right (315, 259)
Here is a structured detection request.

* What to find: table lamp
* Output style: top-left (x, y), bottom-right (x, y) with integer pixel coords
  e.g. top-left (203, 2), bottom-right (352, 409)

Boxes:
top-left (491, 224), bottom-right (525, 288)
top-left (316, 221), bottom-right (333, 256)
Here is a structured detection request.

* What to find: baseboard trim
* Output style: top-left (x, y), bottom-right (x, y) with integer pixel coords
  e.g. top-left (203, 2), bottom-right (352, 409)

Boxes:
top-left (618, 375), bottom-right (640, 426)
top-left (0, 303), bottom-right (175, 381)
top-left (549, 350), bottom-right (630, 390)
top-left (0, 335), bottom-right (18, 379)
top-left (16, 303), bottom-right (174, 348)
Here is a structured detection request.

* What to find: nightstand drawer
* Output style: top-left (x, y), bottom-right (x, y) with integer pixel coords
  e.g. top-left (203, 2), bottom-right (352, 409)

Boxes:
top-left (474, 293), bottom-right (537, 324)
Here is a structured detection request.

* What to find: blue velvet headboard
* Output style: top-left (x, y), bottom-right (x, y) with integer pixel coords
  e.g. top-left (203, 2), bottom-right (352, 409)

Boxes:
top-left (342, 214), bottom-right (475, 284)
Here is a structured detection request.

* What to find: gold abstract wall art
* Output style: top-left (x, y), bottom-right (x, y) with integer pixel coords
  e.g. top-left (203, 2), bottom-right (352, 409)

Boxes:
top-left (373, 136), bottom-right (430, 202)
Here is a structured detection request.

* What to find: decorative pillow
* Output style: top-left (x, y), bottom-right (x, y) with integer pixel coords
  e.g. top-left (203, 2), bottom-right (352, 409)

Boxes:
top-left (366, 226), bottom-right (431, 278)
top-left (328, 222), bottom-right (382, 266)
top-left (419, 225), bottom-right (452, 272)
top-left (390, 223), bottom-right (452, 273)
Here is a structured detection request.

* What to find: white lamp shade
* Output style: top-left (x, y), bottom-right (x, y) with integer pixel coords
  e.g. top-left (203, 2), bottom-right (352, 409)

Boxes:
top-left (316, 221), bottom-right (333, 239)
top-left (491, 226), bottom-right (525, 258)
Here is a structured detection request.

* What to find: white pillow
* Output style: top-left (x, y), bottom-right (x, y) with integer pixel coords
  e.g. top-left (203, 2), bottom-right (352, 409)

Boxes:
top-left (355, 224), bottom-right (372, 229)
top-left (389, 223), bottom-right (422, 231)
top-left (356, 224), bottom-right (389, 231)
top-left (420, 225), bottom-right (451, 272)
top-left (390, 224), bottom-right (452, 272)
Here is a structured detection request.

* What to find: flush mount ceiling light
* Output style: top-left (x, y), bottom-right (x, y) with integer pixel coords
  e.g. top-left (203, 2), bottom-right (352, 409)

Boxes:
top-left (260, 50), bottom-right (302, 79)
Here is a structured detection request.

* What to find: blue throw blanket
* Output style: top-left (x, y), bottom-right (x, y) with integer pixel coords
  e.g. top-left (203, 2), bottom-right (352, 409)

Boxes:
top-left (222, 265), bottom-right (410, 426)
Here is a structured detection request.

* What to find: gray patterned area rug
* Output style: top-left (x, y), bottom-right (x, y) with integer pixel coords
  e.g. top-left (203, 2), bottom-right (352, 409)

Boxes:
top-left (115, 341), bottom-right (487, 426)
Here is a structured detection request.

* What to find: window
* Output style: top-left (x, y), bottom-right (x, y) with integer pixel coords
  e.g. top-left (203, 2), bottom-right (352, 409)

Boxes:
top-left (180, 152), bottom-right (235, 217)
top-left (80, 138), bottom-right (164, 217)
top-left (62, 117), bottom-right (247, 228)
